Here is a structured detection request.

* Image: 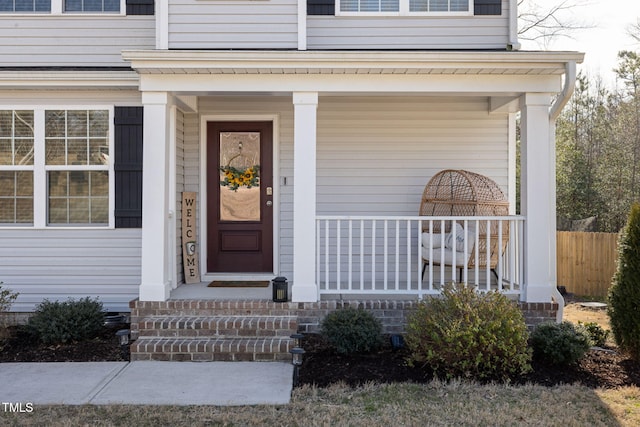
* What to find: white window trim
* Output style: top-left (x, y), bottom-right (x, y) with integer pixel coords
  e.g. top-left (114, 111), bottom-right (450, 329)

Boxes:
top-left (335, 0), bottom-right (474, 16)
top-left (0, 105), bottom-right (115, 230)
top-left (57, 0), bottom-right (126, 16)
top-left (0, 110), bottom-right (35, 226)
top-left (0, 0), bottom-right (126, 16)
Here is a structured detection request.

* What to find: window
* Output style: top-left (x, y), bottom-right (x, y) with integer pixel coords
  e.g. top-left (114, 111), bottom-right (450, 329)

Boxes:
top-left (45, 110), bottom-right (110, 225)
top-left (0, 0), bottom-right (51, 12)
top-left (64, 0), bottom-right (119, 12)
top-left (0, 111), bottom-right (34, 224)
top-left (338, 0), bottom-right (471, 14)
top-left (409, 0), bottom-right (469, 12)
top-left (0, 108), bottom-right (112, 227)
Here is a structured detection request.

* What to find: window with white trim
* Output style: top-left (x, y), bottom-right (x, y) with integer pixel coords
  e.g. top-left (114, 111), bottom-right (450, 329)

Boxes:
top-left (338, 0), bottom-right (471, 14)
top-left (0, 108), bottom-right (113, 227)
top-left (0, 0), bottom-right (51, 12)
top-left (45, 110), bottom-right (110, 225)
top-left (0, 111), bottom-right (34, 224)
top-left (64, 0), bottom-right (119, 12)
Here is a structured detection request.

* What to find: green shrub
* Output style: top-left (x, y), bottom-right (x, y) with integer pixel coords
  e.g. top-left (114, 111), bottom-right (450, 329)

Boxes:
top-left (529, 321), bottom-right (591, 365)
top-left (0, 282), bottom-right (18, 314)
top-left (27, 297), bottom-right (105, 345)
top-left (321, 307), bottom-right (383, 354)
top-left (0, 283), bottom-right (19, 345)
top-left (405, 283), bottom-right (532, 381)
top-left (608, 202), bottom-right (640, 361)
top-left (579, 321), bottom-right (610, 347)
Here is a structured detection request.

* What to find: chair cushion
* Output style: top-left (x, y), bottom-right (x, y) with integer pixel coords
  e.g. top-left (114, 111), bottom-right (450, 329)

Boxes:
top-left (445, 222), bottom-right (476, 252)
top-left (421, 247), bottom-right (471, 268)
top-left (421, 231), bottom-right (446, 249)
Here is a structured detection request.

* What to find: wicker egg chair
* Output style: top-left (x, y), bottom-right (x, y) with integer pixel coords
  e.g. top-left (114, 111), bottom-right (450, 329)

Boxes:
top-left (419, 169), bottom-right (510, 276)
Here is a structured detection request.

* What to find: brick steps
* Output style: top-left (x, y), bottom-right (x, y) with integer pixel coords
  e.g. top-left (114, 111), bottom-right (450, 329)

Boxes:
top-left (130, 337), bottom-right (293, 362)
top-left (129, 301), bottom-right (299, 362)
top-left (137, 315), bottom-right (297, 338)
top-left (132, 300), bottom-right (301, 318)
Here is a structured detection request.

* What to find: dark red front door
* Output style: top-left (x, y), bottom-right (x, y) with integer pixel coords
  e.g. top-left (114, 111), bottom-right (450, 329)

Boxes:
top-left (206, 121), bottom-right (273, 272)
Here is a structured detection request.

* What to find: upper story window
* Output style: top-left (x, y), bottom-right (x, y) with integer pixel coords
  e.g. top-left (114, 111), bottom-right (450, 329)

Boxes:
top-left (410, 0), bottom-right (469, 12)
top-left (65, 0), bottom-right (119, 12)
top-left (338, 0), bottom-right (472, 14)
top-left (0, 0), bottom-right (51, 12)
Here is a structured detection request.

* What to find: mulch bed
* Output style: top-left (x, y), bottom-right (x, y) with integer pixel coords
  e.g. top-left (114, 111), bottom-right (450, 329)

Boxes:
top-left (298, 334), bottom-right (640, 389)
top-left (0, 325), bottom-right (129, 363)
top-left (2, 327), bottom-right (639, 390)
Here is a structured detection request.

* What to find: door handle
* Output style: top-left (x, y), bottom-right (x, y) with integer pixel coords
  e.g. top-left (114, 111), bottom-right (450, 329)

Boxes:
top-left (266, 200), bottom-right (273, 207)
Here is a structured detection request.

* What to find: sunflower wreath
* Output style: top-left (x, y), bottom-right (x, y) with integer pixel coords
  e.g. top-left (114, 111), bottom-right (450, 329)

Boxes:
top-left (220, 165), bottom-right (260, 191)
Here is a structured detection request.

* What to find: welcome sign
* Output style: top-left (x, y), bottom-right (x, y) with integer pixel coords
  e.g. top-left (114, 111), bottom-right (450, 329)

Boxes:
top-left (182, 192), bottom-right (200, 284)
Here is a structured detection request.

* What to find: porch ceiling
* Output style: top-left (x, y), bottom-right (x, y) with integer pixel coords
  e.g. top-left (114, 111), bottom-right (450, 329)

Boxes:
top-left (123, 50), bottom-right (584, 76)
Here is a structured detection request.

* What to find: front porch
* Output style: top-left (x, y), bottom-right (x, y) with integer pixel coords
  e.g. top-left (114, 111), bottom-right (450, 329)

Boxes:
top-left (122, 50), bottom-right (583, 308)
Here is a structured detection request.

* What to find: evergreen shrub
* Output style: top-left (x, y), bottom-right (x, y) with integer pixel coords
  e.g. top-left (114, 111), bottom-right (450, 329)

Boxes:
top-left (529, 321), bottom-right (591, 365)
top-left (27, 297), bottom-right (105, 345)
top-left (608, 202), bottom-right (640, 361)
top-left (579, 321), bottom-right (610, 347)
top-left (321, 307), bottom-right (383, 354)
top-left (405, 283), bottom-right (532, 381)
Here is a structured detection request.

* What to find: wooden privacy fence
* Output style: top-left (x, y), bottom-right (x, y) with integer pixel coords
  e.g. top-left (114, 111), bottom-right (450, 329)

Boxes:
top-left (556, 231), bottom-right (619, 297)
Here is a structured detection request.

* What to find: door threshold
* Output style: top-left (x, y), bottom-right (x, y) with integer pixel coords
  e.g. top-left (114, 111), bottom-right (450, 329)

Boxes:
top-left (201, 273), bottom-right (277, 282)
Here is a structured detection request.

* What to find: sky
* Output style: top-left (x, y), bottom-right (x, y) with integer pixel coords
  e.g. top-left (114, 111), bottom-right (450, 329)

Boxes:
top-left (519, 0), bottom-right (640, 87)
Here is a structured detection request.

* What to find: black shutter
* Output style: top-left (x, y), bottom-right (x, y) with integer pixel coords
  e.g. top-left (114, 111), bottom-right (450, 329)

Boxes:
top-left (114, 107), bottom-right (143, 228)
top-left (308, 0), bottom-right (335, 15)
top-left (126, 0), bottom-right (154, 15)
top-left (474, 0), bottom-right (501, 15)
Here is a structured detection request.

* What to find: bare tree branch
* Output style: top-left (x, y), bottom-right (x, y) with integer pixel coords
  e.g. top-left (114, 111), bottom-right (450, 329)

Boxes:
top-left (518, 0), bottom-right (594, 47)
top-left (628, 19), bottom-right (640, 44)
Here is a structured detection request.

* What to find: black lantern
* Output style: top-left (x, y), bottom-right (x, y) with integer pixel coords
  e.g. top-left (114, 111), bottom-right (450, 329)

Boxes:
top-left (289, 347), bottom-right (305, 387)
top-left (290, 333), bottom-right (305, 348)
top-left (272, 276), bottom-right (288, 302)
top-left (115, 329), bottom-right (130, 360)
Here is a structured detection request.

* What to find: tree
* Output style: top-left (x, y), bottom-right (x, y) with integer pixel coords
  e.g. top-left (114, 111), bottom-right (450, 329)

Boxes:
top-left (555, 73), bottom-right (607, 225)
top-left (608, 203), bottom-right (640, 361)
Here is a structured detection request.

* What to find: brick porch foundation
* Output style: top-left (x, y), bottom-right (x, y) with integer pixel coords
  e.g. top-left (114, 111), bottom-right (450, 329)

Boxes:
top-left (129, 299), bottom-right (558, 361)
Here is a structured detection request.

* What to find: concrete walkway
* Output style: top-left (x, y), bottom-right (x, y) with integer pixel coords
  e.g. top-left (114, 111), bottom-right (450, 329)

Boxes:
top-left (0, 361), bottom-right (293, 406)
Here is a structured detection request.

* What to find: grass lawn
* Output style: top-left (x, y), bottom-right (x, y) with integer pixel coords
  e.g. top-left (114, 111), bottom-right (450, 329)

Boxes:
top-left (0, 382), bottom-right (638, 427)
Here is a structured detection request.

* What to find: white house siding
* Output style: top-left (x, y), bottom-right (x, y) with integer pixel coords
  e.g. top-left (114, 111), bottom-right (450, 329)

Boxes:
top-left (168, 0), bottom-right (298, 49)
top-left (174, 109), bottom-right (200, 285)
top-left (185, 95), bottom-right (507, 281)
top-left (0, 89), bottom-right (143, 312)
top-left (175, 109), bottom-right (186, 285)
top-left (0, 229), bottom-right (141, 312)
top-left (0, 15), bottom-right (155, 67)
top-left (0, 89), bottom-right (142, 106)
top-left (307, 1), bottom-right (509, 49)
top-left (315, 96), bottom-right (509, 216)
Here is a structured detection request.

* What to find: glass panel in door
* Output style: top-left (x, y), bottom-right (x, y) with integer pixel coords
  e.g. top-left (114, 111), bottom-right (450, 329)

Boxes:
top-left (218, 132), bottom-right (260, 222)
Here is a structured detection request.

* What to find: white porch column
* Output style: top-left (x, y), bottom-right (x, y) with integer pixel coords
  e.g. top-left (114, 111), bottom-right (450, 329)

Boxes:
top-left (520, 93), bottom-right (554, 302)
top-left (139, 92), bottom-right (172, 301)
top-left (292, 92), bottom-right (318, 302)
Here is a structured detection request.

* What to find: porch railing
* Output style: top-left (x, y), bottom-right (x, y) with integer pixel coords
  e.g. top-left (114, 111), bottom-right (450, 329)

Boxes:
top-left (316, 216), bottom-right (524, 298)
